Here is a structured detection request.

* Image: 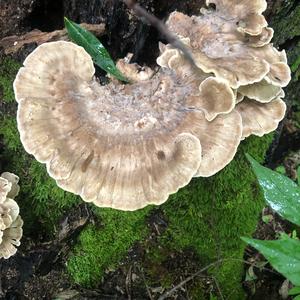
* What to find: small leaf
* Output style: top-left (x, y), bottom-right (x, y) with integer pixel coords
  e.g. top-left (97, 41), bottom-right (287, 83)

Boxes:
top-left (275, 165), bottom-right (286, 175)
top-left (262, 214), bottom-right (273, 224)
top-left (297, 166), bottom-right (300, 185)
top-left (246, 154), bottom-right (300, 226)
top-left (289, 286), bottom-right (300, 296)
top-left (255, 260), bottom-right (268, 271)
top-left (242, 236), bottom-right (300, 286)
top-left (64, 17), bottom-right (128, 82)
top-left (294, 295), bottom-right (300, 300)
top-left (245, 265), bottom-right (257, 281)
top-left (292, 230), bottom-right (299, 240)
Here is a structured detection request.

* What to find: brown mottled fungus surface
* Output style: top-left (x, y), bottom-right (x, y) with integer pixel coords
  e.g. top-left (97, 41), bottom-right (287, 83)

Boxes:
top-left (166, 2), bottom-right (291, 89)
top-left (14, 41), bottom-right (204, 210)
top-left (13, 40), bottom-right (244, 210)
top-left (13, 0), bottom-right (290, 211)
top-left (162, 0), bottom-right (290, 151)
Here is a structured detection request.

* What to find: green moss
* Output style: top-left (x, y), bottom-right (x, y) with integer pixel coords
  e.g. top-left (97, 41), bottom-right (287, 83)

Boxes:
top-left (67, 207), bottom-right (151, 287)
top-left (0, 33), bottom-right (283, 299)
top-left (141, 134), bottom-right (273, 300)
top-left (0, 115), bottom-right (80, 234)
top-left (271, 1), bottom-right (300, 47)
top-left (0, 117), bottom-right (22, 150)
top-left (0, 58), bottom-right (21, 103)
top-left (66, 135), bottom-right (273, 298)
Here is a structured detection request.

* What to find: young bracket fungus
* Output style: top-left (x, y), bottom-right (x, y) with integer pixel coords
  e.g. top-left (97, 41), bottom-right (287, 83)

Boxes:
top-left (0, 172), bottom-right (23, 259)
top-left (13, 0), bottom-right (290, 211)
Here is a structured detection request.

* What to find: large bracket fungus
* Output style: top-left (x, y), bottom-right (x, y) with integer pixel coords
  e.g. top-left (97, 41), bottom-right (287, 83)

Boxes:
top-left (0, 173), bottom-right (23, 259)
top-left (14, 0), bottom-right (290, 211)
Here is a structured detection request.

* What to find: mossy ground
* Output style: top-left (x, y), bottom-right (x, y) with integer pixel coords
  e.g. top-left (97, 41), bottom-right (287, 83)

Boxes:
top-left (0, 58), bottom-right (21, 103)
top-left (0, 56), bottom-right (278, 299)
top-left (66, 134), bottom-right (273, 299)
top-left (1, 3), bottom-right (299, 296)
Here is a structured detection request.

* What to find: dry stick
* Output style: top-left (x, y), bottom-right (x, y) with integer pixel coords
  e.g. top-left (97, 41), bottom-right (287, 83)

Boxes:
top-left (211, 275), bottom-right (225, 300)
top-left (158, 258), bottom-right (279, 300)
top-left (138, 265), bottom-right (154, 300)
top-left (122, 0), bottom-right (197, 68)
top-left (158, 259), bottom-right (224, 300)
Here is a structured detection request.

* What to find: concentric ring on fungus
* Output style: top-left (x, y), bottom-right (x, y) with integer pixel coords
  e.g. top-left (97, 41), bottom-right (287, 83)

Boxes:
top-left (13, 41), bottom-right (243, 210)
top-left (14, 0), bottom-right (290, 210)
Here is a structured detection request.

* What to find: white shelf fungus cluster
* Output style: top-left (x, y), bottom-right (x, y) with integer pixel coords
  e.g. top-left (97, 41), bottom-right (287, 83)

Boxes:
top-left (0, 173), bottom-right (23, 259)
top-left (13, 0), bottom-right (290, 210)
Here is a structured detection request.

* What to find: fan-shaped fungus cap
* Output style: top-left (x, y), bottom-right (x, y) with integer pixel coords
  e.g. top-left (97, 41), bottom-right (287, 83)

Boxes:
top-left (166, 0), bottom-right (291, 89)
top-left (14, 41), bottom-right (204, 210)
top-left (14, 41), bottom-right (245, 209)
top-left (0, 173), bottom-right (23, 259)
top-left (1, 172), bottom-right (20, 199)
top-left (206, 0), bottom-right (268, 35)
top-left (238, 80), bottom-right (284, 103)
top-left (156, 47), bottom-right (243, 177)
top-left (116, 53), bottom-right (155, 82)
top-left (236, 98), bottom-right (286, 139)
top-left (0, 216), bottom-right (23, 259)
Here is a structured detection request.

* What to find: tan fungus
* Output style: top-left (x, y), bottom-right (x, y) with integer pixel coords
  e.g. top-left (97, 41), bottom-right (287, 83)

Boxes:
top-left (14, 41), bottom-right (245, 210)
top-left (166, 0), bottom-right (291, 89)
top-left (13, 0), bottom-right (290, 210)
top-left (0, 173), bottom-right (23, 259)
top-left (236, 98), bottom-right (286, 139)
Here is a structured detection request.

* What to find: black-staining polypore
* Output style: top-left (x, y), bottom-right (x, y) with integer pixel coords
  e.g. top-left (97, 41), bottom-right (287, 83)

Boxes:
top-left (14, 0), bottom-right (290, 210)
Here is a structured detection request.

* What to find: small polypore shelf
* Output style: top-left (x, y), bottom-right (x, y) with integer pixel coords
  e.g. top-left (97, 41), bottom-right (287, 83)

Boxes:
top-left (0, 173), bottom-right (23, 259)
top-left (13, 0), bottom-right (290, 211)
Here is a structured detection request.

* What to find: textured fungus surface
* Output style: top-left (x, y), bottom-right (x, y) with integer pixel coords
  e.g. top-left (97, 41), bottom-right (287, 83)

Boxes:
top-left (14, 41), bottom-right (244, 210)
top-left (13, 0), bottom-right (289, 211)
top-left (1, 0), bottom-right (299, 298)
top-left (166, 3), bottom-right (291, 89)
top-left (0, 173), bottom-right (23, 259)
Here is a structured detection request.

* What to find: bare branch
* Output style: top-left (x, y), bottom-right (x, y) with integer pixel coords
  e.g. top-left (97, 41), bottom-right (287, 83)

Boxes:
top-left (122, 0), bottom-right (196, 67)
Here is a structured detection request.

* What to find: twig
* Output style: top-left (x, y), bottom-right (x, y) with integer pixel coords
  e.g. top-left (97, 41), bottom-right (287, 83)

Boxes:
top-left (122, 0), bottom-right (196, 68)
top-left (158, 259), bottom-right (223, 300)
top-left (125, 265), bottom-right (132, 300)
top-left (0, 24), bottom-right (105, 55)
top-left (138, 265), bottom-right (154, 300)
top-left (157, 257), bottom-right (279, 300)
top-left (211, 276), bottom-right (225, 300)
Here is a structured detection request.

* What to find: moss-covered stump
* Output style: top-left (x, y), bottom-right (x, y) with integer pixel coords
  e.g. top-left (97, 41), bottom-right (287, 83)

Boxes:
top-left (0, 55), bottom-right (273, 299)
top-left (1, 0), bottom-right (299, 297)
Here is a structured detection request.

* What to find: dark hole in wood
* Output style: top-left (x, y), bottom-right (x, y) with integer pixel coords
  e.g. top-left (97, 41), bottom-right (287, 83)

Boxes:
top-left (157, 150), bottom-right (166, 160)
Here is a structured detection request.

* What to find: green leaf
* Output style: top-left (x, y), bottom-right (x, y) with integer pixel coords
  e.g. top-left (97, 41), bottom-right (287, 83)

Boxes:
top-left (246, 154), bottom-right (300, 226)
top-left (245, 265), bottom-right (257, 281)
top-left (297, 166), bottom-right (300, 185)
top-left (241, 236), bottom-right (300, 286)
top-left (294, 295), bottom-right (300, 300)
top-left (64, 17), bottom-right (128, 82)
top-left (289, 286), bottom-right (300, 296)
top-left (262, 214), bottom-right (273, 224)
top-left (275, 165), bottom-right (286, 175)
top-left (292, 230), bottom-right (299, 240)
